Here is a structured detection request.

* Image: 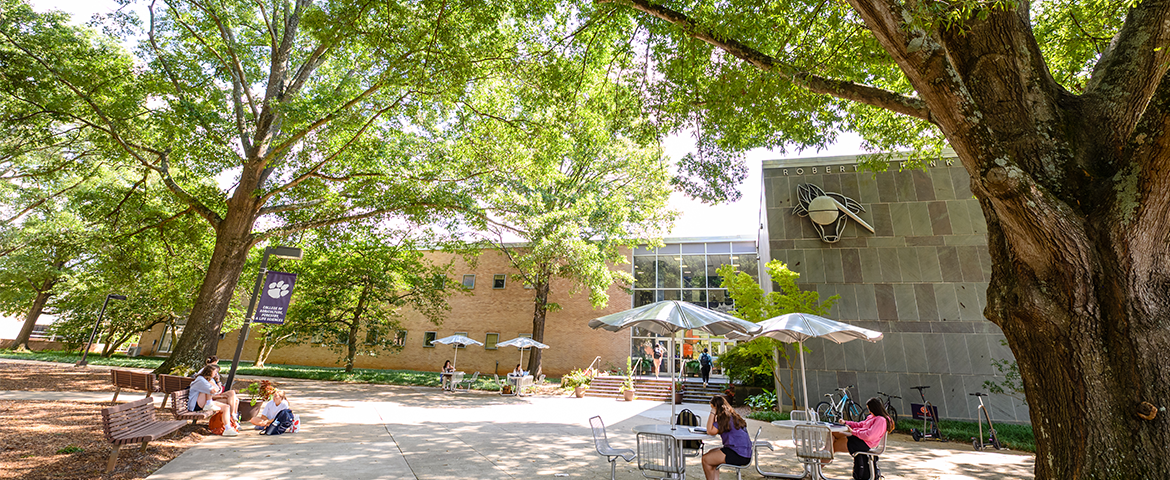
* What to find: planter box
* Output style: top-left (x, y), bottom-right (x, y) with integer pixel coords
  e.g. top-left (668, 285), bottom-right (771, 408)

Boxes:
top-left (238, 401), bottom-right (262, 422)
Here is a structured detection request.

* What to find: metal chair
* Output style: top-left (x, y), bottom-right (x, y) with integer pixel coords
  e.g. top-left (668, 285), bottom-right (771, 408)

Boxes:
top-left (717, 457), bottom-right (752, 480)
top-left (794, 424), bottom-right (834, 479)
top-left (790, 409), bottom-right (817, 422)
top-left (457, 372), bottom-right (479, 390)
top-left (852, 430), bottom-right (887, 480)
top-left (636, 431), bottom-right (685, 480)
top-left (589, 416), bottom-right (635, 480)
top-left (494, 374), bottom-right (516, 396)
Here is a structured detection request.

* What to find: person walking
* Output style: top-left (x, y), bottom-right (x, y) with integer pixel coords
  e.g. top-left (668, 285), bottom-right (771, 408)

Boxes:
top-left (699, 348), bottom-right (713, 387)
top-left (652, 342), bottom-right (664, 377)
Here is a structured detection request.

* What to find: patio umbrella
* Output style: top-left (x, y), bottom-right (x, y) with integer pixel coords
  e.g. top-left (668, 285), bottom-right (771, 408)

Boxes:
top-left (727, 312), bottom-right (882, 411)
top-left (433, 334), bottom-right (484, 369)
top-left (589, 301), bottom-right (761, 429)
top-left (496, 337), bottom-right (550, 370)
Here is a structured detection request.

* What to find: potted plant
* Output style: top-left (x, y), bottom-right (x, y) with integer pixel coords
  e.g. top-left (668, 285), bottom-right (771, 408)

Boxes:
top-left (674, 381), bottom-right (686, 404)
top-left (560, 368), bottom-right (594, 398)
top-left (619, 357), bottom-right (637, 401)
top-left (238, 380), bottom-right (276, 422)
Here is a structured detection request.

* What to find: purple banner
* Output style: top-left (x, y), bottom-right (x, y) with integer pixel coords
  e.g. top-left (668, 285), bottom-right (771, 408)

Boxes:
top-left (254, 271), bottom-right (297, 325)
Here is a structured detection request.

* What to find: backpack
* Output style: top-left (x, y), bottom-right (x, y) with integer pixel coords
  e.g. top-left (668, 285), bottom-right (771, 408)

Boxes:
top-left (699, 353), bottom-right (712, 368)
top-left (852, 453), bottom-right (880, 480)
top-left (263, 409), bottom-right (295, 436)
top-left (675, 409), bottom-right (702, 450)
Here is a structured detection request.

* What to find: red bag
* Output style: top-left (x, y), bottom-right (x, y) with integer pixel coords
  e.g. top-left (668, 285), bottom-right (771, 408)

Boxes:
top-left (209, 414), bottom-right (226, 435)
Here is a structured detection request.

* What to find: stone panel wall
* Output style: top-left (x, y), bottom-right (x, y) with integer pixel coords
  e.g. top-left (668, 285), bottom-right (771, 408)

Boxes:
top-left (763, 157), bottom-right (1028, 423)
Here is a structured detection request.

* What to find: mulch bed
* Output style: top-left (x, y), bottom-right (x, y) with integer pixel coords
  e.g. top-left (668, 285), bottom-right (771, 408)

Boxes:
top-left (0, 400), bottom-right (207, 479)
top-left (0, 362), bottom-right (113, 392)
top-left (0, 361), bottom-right (207, 479)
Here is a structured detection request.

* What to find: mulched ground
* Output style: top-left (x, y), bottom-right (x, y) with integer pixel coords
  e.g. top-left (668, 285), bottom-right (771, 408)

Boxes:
top-left (0, 362), bottom-right (113, 392)
top-left (0, 361), bottom-right (207, 479)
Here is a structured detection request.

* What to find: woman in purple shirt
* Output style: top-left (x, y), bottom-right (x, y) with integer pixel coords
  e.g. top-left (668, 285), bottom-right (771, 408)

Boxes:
top-left (701, 395), bottom-right (752, 479)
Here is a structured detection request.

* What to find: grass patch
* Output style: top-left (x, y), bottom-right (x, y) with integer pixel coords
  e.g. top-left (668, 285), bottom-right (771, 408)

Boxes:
top-left (895, 418), bottom-right (1035, 452)
top-left (55, 445), bottom-right (84, 454)
top-left (746, 410), bottom-right (789, 422)
top-left (0, 350), bottom-right (551, 392)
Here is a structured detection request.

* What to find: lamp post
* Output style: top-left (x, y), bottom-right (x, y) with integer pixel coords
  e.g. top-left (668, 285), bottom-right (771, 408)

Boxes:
top-left (224, 246), bottom-right (302, 390)
top-left (76, 294), bottom-right (127, 366)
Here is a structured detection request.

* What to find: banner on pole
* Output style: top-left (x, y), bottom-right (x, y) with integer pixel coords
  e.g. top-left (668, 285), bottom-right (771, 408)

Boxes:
top-left (254, 271), bottom-right (297, 325)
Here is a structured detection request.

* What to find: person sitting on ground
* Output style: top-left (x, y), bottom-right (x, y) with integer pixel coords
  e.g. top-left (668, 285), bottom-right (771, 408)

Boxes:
top-left (701, 394), bottom-right (752, 479)
top-left (441, 360), bottom-right (456, 390)
top-left (831, 397), bottom-right (893, 457)
top-left (190, 365), bottom-right (238, 436)
top-left (249, 389), bottom-right (290, 430)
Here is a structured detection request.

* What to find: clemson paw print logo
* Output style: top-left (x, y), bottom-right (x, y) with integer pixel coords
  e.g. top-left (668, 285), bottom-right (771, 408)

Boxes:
top-left (267, 280), bottom-right (291, 299)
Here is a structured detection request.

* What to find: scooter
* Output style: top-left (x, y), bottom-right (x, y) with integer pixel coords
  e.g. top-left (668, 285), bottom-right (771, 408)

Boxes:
top-left (970, 392), bottom-right (1003, 450)
top-left (908, 385), bottom-right (945, 442)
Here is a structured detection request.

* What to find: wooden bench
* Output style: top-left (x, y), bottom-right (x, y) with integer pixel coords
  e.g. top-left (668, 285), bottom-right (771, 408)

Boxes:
top-left (101, 397), bottom-right (186, 473)
top-left (110, 369), bottom-right (156, 403)
top-left (169, 388), bottom-right (214, 425)
top-left (157, 374), bottom-right (194, 409)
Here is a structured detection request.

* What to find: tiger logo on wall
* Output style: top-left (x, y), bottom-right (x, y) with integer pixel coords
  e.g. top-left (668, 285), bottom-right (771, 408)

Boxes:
top-left (792, 184), bottom-right (874, 243)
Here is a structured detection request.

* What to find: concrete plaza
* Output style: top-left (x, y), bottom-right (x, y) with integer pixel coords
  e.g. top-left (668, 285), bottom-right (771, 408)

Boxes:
top-left (122, 375), bottom-right (1033, 480)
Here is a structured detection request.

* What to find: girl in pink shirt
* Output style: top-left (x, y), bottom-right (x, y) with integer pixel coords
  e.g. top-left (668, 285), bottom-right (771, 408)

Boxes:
top-left (832, 397), bottom-right (894, 456)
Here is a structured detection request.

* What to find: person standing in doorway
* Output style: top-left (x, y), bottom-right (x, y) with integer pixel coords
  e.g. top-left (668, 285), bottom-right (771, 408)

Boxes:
top-left (652, 342), bottom-right (664, 377)
top-left (699, 348), bottom-right (713, 387)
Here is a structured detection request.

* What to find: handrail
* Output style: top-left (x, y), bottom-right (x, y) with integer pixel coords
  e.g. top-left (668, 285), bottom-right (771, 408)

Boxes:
top-left (586, 355), bottom-right (602, 373)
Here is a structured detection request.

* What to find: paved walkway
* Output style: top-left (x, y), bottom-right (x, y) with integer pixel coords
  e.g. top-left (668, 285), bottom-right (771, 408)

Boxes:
top-left (0, 364), bottom-right (1034, 479)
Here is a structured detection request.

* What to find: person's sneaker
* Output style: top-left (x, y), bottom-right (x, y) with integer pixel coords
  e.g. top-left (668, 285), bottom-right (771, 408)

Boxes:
top-left (254, 425), bottom-right (265, 431)
top-left (222, 427), bottom-right (239, 437)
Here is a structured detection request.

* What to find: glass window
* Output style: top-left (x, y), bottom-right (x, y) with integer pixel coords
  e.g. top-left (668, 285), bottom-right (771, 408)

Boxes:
top-left (656, 256), bottom-right (681, 289)
top-left (634, 245), bottom-right (656, 255)
top-left (485, 333), bottom-right (499, 350)
top-left (455, 332), bottom-right (468, 348)
top-left (662, 290), bottom-right (680, 301)
top-left (634, 290), bottom-right (655, 307)
top-left (423, 331), bottom-right (437, 348)
top-left (682, 289), bottom-right (707, 306)
top-left (634, 256), bottom-right (656, 288)
top-left (732, 241), bottom-right (756, 253)
top-left (734, 253), bottom-right (759, 280)
top-left (706, 242), bottom-right (731, 254)
top-left (681, 255), bottom-right (706, 288)
top-left (462, 275), bottom-right (475, 288)
top-left (393, 330), bottom-right (407, 348)
top-left (493, 274), bottom-right (506, 289)
top-left (657, 244), bottom-right (681, 254)
top-left (680, 243), bottom-right (705, 254)
top-left (709, 289), bottom-right (733, 312)
top-left (365, 328), bottom-right (379, 345)
top-left (519, 333), bottom-right (532, 339)
top-left (706, 254), bottom-right (733, 288)
top-left (311, 332), bottom-right (324, 344)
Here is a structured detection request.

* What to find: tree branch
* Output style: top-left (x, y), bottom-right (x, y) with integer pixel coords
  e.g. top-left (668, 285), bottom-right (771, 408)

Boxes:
top-left (597, 0), bottom-right (933, 122)
top-left (157, 152), bottom-right (223, 227)
top-left (118, 206), bottom-right (195, 239)
top-left (1084, 0), bottom-right (1170, 147)
top-left (256, 199), bottom-right (326, 217)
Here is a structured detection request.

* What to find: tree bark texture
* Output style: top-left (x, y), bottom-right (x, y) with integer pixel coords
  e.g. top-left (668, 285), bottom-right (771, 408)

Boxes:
top-left (345, 284), bottom-right (372, 374)
top-left (844, 3), bottom-right (1170, 478)
top-left (526, 279), bottom-right (551, 377)
top-left (9, 287), bottom-right (53, 351)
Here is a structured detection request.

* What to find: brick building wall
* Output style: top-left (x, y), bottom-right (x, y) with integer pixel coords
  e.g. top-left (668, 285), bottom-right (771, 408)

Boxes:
top-left (762, 154), bottom-right (1028, 423)
top-left (139, 248), bottom-right (632, 377)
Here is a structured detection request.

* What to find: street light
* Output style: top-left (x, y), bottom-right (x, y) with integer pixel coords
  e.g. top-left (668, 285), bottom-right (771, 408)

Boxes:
top-left (76, 294), bottom-right (127, 366)
top-left (224, 245), bottom-right (303, 390)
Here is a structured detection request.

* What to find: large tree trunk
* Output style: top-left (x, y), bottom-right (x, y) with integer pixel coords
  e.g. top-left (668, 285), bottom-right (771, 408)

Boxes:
top-left (8, 287), bottom-right (52, 351)
top-left (526, 279), bottom-right (550, 377)
top-left (345, 284), bottom-right (372, 374)
top-left (154, 189), bottom-right (260, 374)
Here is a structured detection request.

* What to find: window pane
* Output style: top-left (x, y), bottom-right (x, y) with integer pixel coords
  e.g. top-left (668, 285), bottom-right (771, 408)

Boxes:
top-left (656, 256), bottom-right (680, 288)
top-left (423, 331), bottom-right (437, 347)
top-left (634, 245), bottom-right (655, 255)
top-left (709, 290), bottom-right (733, 313)
top-left (634, 256), bottom-right (656, 288)
top-left (662, 290), bottom-right (680, 301)
top-left (485, 333), bottom-right (499, 350)
top-left (455, 332), bottom-right (468, 349)
top-left (681, 255), bottom-right (706, 288)
top-left (462, 275), bottom-right (476, 288)
top-left (706, 242), bottom-right (731, 254)
top-left (732, 241), bottom-right (756, 253)
top-left (680, 243), bottom-right (705, 254)
top-left (734, 254), bottom-right (759, 280)
top-left (493, 274), bottom-right (506, 289)
top-left (681, 289), bottom-right (706, 306)
top-left (365, 328), bottom-right (379, 345)
top-left (394, 330), bottom-right (407, 347)
top-left (634, 290), bottom-right (655, 307)
top-left (706, 255), bottom-right (733, 288)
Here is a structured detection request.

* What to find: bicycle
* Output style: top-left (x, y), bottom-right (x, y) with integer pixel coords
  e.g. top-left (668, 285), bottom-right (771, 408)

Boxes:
top-left (815, 385), bottom-right (863, 423)
top-left (909, 385), bottom-right (945, 442)
top-left (876, 390), bottom-right (901, 429)
top-left (970, 392), bottom-right (1002, 450)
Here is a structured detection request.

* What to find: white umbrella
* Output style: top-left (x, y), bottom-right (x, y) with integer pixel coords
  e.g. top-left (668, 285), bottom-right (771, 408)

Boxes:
top-left (589, 301), bottom-right (761, 429)
top-left (728, 312), bottom-right (882, 411)
top-left (496, 337), bottom-right (550, 370)
top-left (433, 334), bottom-right (484, 369)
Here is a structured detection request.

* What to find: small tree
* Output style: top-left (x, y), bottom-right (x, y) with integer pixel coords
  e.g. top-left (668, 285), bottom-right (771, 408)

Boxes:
top-left (718, 260), bottom-right (837, 410)
top-left (282, 232), bottom-right (458, 373)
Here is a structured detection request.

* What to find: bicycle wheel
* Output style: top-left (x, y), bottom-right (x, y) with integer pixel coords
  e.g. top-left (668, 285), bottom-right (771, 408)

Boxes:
top-left (815, 401), bottom-right (835, 423)
top-left (886, 405), bottom-right (898, 429)
top-left (845, 401), bottom-right (864, 422)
